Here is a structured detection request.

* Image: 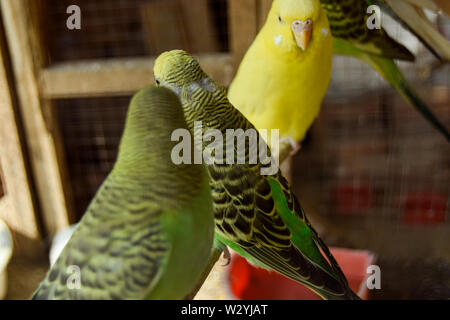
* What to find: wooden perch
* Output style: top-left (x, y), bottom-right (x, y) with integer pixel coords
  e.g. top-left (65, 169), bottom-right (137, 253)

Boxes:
top-left (40, 54), bottom-right (233, 99)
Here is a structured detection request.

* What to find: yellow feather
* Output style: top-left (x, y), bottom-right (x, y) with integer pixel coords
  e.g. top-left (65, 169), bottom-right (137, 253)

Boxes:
top-left (228, 0), bottom-right (332, 142)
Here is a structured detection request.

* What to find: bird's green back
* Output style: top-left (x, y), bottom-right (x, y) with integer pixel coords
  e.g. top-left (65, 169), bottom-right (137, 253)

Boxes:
top-left (32, 87), bottom-right (213, 300)
top-left (267, 177), bottom-right (334, 275)
top-left (154, 50), bottom-right (359, 300)
top-left (321, 0), bottom-right (414, 60)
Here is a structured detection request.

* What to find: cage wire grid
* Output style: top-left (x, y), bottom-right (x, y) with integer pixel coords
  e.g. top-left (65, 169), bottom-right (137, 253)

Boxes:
top-left (310, 13), bottom-right (450, 226)
top-left (44, 0), bottom-right (450, 266)
top-left (42, 0), bottom-right (229, 62)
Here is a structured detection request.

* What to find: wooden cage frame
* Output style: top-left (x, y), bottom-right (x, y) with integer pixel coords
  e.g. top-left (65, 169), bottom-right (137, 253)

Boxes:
top-left (0, 0), bottom-right (273, 256)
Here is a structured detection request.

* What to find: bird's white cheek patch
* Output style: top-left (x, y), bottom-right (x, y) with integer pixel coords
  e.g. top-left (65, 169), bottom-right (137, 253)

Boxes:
top-left (273, 35), bottom-right (283, 46)
top-left (321, 28), bottom-right (329, 37)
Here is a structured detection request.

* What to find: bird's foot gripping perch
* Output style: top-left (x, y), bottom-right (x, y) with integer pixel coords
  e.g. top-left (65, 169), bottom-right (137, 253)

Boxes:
top-left (278, 137), bottom-right (301, 160)
top-left (214, 238), bottom-right (231, 266)
top-left (183, 238), bottom-right (229, 300)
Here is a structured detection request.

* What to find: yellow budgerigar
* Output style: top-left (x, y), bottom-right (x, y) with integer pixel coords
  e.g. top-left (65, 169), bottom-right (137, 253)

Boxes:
top-left (228, 0), bottom-right (333, 143)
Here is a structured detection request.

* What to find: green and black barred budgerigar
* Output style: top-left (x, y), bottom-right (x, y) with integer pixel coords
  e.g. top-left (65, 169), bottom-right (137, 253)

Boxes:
top-left (321, 0), bottom-right (414, 60)
top-left (154, 50), bottom-right (360, 300)
top-left (32, 86), bottom-right (214, 300)
top-left (321, 0), bottom-right (449, 141)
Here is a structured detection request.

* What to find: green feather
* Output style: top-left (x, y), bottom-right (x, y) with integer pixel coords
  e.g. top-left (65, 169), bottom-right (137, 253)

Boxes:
top-left (154, 50), bottom-right (360, 300)
top-left (32, 86), bottom-right (214, 300)
top-left (321, 0), bottom-right (414, 60)
top-left (266, 177), bottom-right (334, 276)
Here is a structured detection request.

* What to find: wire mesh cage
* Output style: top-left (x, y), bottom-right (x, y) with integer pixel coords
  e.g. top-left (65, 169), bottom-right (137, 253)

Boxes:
top-left (56, 96), bottom-right (131, 220)
top-left (41, 0), bottom-right (229, 62)
top-left (301, 16), bottom-right (450, 224)
top-left (290, 13), bottom-right (450, 299)
top-left (46, 2), bottom-right (449, 248)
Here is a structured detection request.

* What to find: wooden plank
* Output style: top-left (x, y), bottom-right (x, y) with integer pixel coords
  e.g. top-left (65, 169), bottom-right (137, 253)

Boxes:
top-left (228, 0), bottom-right (258, 68)
top-left (39, 54), bottom-right (234, 99)
top-left (228, 0), bottom-right (273, 67)
top-left (0, 11), bottom-right (40, 254)
top-left (141, 0), bottom-right (219, 54)
top-left (0, 0), bottom-right (72, 236)
top-left (434, 0), bottom-right (450, 15)
top-left (258, 0), bottom-right (273, 30)
top-left (179, 0), bottom-right (220, 53)
top-left (0, 163), bottom-right (5, 198)
top-left (29, 0), bottom-right (76, 226)
top-left (140, 0), bottom-right (188, 54)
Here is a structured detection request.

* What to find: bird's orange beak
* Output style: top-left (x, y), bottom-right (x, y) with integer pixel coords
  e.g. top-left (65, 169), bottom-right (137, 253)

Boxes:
top-left (291, 19), bottom-right (313, 51)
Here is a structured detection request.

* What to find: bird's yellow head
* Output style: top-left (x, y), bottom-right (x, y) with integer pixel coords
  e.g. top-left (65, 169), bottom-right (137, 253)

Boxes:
top-left (266, 0), bottom-right (324, 53)
top-left (154, 50), bottom-right (206, 89)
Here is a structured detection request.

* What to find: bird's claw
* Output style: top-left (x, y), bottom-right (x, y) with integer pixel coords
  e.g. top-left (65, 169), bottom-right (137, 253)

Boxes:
top-left (277, 138), bottom-right (301, 162)
top-left (221, 246), bottom-right (231, 266)
top-left (281, 137), bottom-right (301, 156)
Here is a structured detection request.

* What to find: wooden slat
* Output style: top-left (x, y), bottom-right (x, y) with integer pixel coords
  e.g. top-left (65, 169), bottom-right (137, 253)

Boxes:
top-left (39, 54), bottom-right (234, 99)
top-left (433, 0), bottom-right (450, 15)
top-left (228, 0), bottom-right (258, 68)
top-left (141, 0), bottom-right (219, 54)
top-left (30, 0), bottom-right (76, 227)
top-left (0, 11), bottom-right (40, 254)
top-left (0, 0), bottom-right (71, 236)
top-left (228, 0), bottom-right (273, 67)
top-left (179, 0), bottom-right (220, 53)
top-left (0, 163), bottom-right (5, 198)
top-left (258, 0), bottom-right (273, 30)
top-left (140, 0), bottom-right (188, 54)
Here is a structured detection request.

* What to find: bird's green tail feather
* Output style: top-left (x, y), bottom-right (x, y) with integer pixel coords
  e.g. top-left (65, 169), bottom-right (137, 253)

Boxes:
top-left (334, 38), bottom-right (450, 142)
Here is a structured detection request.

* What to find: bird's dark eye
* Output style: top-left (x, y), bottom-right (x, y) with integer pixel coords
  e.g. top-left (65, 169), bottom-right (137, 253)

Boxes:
top-left (278, 15), bottom-right (283, 24)
top-left (155, 79), bottom-right (160, 85)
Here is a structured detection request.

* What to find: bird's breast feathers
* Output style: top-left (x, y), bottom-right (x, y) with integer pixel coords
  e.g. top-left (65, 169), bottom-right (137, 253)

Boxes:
top-left (228, 14), bottom-right (332, 140)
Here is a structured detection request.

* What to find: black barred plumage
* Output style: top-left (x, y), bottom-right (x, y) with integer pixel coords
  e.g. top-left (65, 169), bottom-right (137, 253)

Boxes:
top-left (113, 87), bottom-right (205, 207)
top-left (32, 86), bottom-right (214, 300)
top-left (32, 177), bottom-right (169, 300)
top-left (154, 50), bottom-right (359, 299)
top-left (320, 0), bottom-right (414, 60)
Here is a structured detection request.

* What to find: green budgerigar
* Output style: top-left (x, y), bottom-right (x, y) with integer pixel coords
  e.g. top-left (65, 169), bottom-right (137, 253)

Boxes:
top-left (321, 0), bottom-right (450, 141)
top-left (32, 86), bottom-right (214, 300)
top-left (154, 50), bottom-right (360, 300)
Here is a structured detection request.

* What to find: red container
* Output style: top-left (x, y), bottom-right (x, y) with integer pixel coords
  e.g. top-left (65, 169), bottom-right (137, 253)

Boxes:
top-left (228, 248), bottom-right (376, 300)
top-left (402, 192), bottom-right (447, 225)
top-left (333, 183), bottom-right (373, 215)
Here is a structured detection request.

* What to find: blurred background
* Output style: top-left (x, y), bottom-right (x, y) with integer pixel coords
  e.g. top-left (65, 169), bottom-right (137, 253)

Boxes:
top-left (0, 0), bottom-right (448, 300)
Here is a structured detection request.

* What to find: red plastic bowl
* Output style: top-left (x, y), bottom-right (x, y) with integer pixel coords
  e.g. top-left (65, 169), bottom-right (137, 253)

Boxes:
top-left (402, 192), bottom-right (447, 225)
top-left (228, 248), bottom-right (376, 300)
top-left (333, 183), bottom-right (373, 215)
